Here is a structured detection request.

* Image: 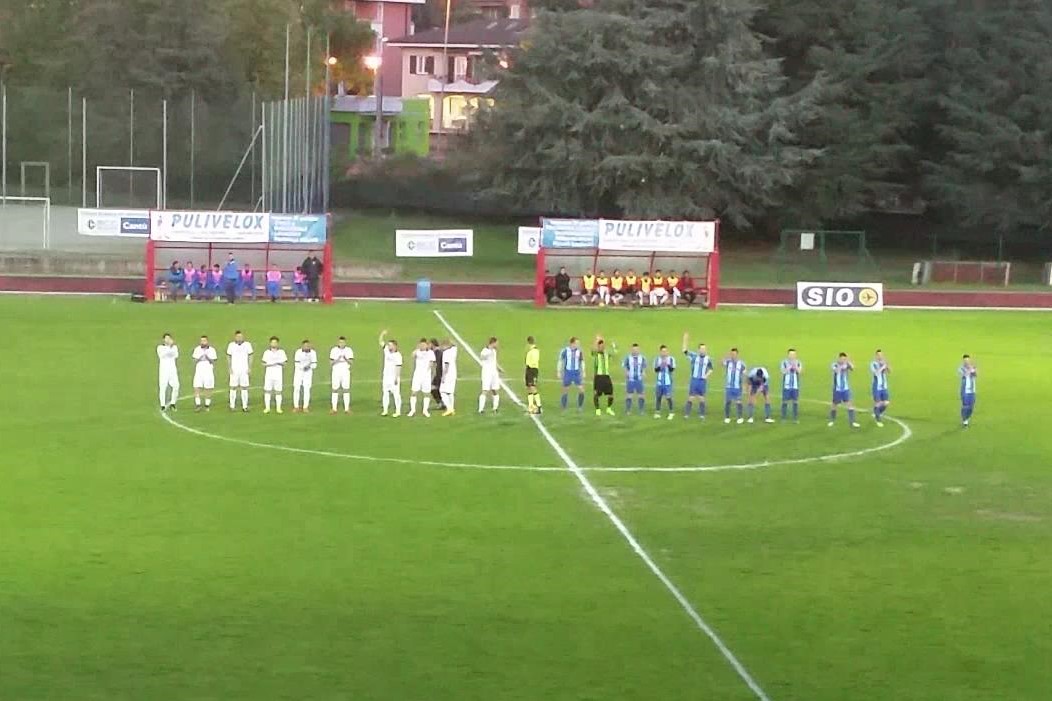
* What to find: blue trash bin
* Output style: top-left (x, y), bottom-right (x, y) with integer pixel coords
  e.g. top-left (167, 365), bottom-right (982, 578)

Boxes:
top-left (416, 278), bottom-right (432, 303)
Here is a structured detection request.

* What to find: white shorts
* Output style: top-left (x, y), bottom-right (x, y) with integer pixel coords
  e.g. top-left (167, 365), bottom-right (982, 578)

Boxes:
top-left (294, 370), bottom-right (313, 389)
top-left (481, 371), bottom-right (501, 392)
top-left (382, 378), bottom-right (400, 393)
top-left (411, 373), bottom-right (432, 393)
top-left (264, 369), bottom-right (283, 392)
top-left (331, 370), bottom-right (351, 391)
top-left (598, 285), bottom-right (609, 297)
top-left (229, 370), bottom-right (250, 388)
top-left (439, 376), bottom-right (457, 394)
top-left (651, 288), bottom-right (669, 300)
top-left (159, 370), bottom-right (179, 389)
top-left (193, 370), bottom-right (215, 390)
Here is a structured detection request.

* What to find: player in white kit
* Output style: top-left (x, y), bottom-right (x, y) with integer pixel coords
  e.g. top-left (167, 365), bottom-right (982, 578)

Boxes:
top-left (261, 336), bottom-right (288, 414)
top-left (329, 336), bottom-right (354, 414)
top-left (407, 338), bottom-right (437, 418)
top-left (478, 336), bottom-right (501, 414)
top-left (292, 339), bottom-right (318, 413)
top-left (191, 335), bottom-right (218, 412)
top-left (379, 330), bottom-right (403, 417)
top-left (157, 333), bottom-right (180, 411)
top-left (440, 339), bottom-right (458, 416)
top-left (226, 330), bottom-right (254, 412)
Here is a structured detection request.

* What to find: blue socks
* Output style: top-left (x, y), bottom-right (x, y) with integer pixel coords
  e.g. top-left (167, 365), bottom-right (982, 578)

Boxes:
top-left (830, 408), bottom-right (837, 421)
top-left (764, 403), bottom-right (772, 420)
top-left (737, 403), bottom-right (743, 419)
top-left (561, 394), bottom-right (568, 409)
top-left (792, 402), bottom-right (799, 420)
top-left (724, 400), bottom-right (732, 419)
top-left (699, 401), bottom-right (706, 417)
top-left (638, 397), bottom-right (645, 413)
top-left (848, 408), bottom-right (856, 423)
top-left (781, 402), bottom-right (788, 420)
top-left (684, 400), bottom-right (693, 416)
top-left (577, 393), bottom-right (584, 409)
top-left (625, 397), bottom-right (633, 413)
top-left (747, 404), bottom-right (755, 419)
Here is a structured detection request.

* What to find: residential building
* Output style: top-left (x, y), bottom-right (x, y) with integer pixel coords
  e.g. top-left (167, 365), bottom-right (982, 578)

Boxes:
top-left (330, 96), bottom-right (431, 159)
top-left (471, 0), bottom-right (529, 19)
top-left (339, 0), bottom-right (423, 97)
top-left (387, 17), bottom-right (528, 132)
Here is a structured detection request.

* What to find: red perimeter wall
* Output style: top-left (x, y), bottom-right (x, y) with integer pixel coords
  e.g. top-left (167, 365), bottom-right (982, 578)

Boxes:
top-left (1, 275), bottom-right (1051, 308)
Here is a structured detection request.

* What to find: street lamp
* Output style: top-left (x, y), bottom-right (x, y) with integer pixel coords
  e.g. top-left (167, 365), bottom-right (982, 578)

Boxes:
top-left (364, 53), bottom-right (383, 158)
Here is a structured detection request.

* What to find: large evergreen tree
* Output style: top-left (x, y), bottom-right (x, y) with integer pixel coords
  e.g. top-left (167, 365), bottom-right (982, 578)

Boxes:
top-left (473, 0), bottom-right (825, 223)
top-left (924, 0), bottom-right (1052, 237)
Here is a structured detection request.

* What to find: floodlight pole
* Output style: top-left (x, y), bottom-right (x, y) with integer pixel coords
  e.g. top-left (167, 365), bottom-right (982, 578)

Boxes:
top-left (438, 0), bottom-right (452, 134)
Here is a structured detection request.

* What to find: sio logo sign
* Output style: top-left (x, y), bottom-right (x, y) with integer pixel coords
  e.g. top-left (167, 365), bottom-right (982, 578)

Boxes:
top-left (796, 282), bottom-right (884, 311)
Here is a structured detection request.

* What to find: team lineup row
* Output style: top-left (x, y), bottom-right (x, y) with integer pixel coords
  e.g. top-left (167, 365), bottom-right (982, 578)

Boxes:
top-left (155, 330), bottom-right (981, 426)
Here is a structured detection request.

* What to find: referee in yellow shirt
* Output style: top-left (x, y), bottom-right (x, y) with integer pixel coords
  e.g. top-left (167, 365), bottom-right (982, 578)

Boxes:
top-left (525, 336), bottom-right (542, 414)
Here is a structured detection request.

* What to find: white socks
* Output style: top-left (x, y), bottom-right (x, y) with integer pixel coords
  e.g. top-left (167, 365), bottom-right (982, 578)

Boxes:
top-left (423, 397), bottom-right (431, 413)
top-left (478, 393), bottom-right (486, 413)
top-left (409, 396), bottom-right (417, 414)
top-left (441, 392), bottom-right (454, 411)
top-left (343, 392), bottom-right (350, 411)
top-left (492, 394), bottom-right (500, 411)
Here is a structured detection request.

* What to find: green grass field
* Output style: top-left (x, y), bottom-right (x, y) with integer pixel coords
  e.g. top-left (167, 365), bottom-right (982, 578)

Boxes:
top-left (2, 296), bottom-right (1052, 701)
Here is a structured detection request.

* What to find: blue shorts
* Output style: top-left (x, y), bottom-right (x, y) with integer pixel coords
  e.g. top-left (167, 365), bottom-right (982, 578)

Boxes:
top-left (749, 382), bottom-right (768, 397)
top-left (832, 389), bottom-right (852, 404)
top-left (562, 371), bottom-right (582, 387)
top-left (266, 281), bottom-right (281, 297)
top-left (655, 384), bottom-right (673, 400)
top-left (689, 378), bottom-right (708, 396)
top-left (961, 393), bottom-right (976, 408)
top-left (782, 388), bottom-right (799, 401)
top-left (872, 389), bottom-right (890, 402)
top-left (725, 387), bottom-right (742, 402)
top-left (626, 379), bottom-right (644, 395)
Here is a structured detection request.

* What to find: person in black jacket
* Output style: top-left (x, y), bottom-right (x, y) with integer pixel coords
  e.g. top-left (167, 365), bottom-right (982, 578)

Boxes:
top-left (553, 267), bottom-right (573, 304)
top-left (429, 338), bottom-right (445, 409)
top-left (300, 251), bottom-right (324, 303)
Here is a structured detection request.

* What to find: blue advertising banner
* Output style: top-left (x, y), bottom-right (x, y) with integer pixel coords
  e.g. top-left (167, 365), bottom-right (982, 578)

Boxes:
top-left (540, 218), bottom-right (599, 249)
top-left (270, 214), bottom-right (327, 244)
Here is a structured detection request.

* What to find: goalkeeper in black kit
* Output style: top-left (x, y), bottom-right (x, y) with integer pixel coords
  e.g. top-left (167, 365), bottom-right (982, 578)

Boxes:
top-left (592, 335), bottom-right (616, 416)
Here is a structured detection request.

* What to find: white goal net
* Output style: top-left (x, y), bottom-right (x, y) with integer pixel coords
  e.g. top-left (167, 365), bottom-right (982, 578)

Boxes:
top-left (97, 166), bottom-right (162, 210)
top-left (0, 196), bottom-right (51, 250)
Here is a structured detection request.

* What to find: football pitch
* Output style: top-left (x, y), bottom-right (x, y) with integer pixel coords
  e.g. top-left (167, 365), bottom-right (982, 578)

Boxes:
top-left (2, 296), bottom-right (1051, 701)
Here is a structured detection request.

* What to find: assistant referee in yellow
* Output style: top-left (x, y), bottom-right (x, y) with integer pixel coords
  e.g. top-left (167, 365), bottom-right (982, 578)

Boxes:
top-left (525, 336), bottom-right (542, 414)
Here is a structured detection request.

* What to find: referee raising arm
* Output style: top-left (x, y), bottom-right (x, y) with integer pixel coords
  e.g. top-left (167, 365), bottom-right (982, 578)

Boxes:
top-left (593, 335), bottom-right (616, 416)
top-left (525, 336), bottom-right (542, 414)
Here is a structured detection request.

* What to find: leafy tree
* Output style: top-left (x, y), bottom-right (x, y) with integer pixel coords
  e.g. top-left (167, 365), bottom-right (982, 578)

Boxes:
top-left (924, 0), bottom-right (1052, 237)
top-left (473, 0), bottom-right (825, 224)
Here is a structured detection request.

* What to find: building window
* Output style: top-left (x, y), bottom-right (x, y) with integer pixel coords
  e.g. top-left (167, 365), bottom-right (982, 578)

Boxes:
top-left (509, 3), bottom-right (521, 19)
top-left (409, 55), bottom-right (434, 76)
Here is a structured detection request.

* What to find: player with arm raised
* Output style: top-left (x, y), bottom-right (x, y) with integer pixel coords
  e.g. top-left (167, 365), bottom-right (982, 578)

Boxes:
top-left (226, 330), bottom-right (253, 412)
top-left (525, 336), bottom-right (541, 415)
top-left (157, 333), bottom-right (180, 411)
top-left (191, 335), bottom-right (218, 412)
top-left (378, 330), bottom-right (403, 417)
top-left (723, 348), bottom-right (746, 424)
top-left (440, 339), bottom-right (458, 416)
top-left (261, 336), bottom-right (288, 414)
top-left (780, 349), bottom-right (803, 422)
top-left (652, 345), bottom-right (676, 419)
top-left (292, 339), bottom-right (318, 413)
top-left (829, 352), bottom-right (861, 428)
top-left (558, 337), bottom-right (586, 411)
top-left (959, 354), bottom-right (978, 427)
top-left (592, 335), bottom-right (617, 416)
top-left (478, 337), bottom-right (501, 414)
top-left (681, 332), bottom-right (714, 419)
top-left (746, 366), bottom-right (775, 423)
top-left (622, 343), bottom-right (647, 415)
top-left (408, 338), bottom-right (436, 418)
top-left (870, 349), bottom-right (891, 427)
top-left (329, 336), bottom-right (354, 414)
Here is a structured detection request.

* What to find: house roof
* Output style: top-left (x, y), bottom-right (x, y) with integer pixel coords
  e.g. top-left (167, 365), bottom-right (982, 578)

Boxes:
top-left (387, 18), bottom-right (528, 48)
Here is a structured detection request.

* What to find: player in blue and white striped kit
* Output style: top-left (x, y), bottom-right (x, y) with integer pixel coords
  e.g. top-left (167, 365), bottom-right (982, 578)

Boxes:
top-left (780, 349), bottom-right (803, 422)
top-left (959, 354), bottom-right (978, 427)
top-left (869, 349), bottom-right (891, 427)
top-left (723, 348), bottom-right (746, 424)
top-left (746, 366), bottom-right (775, 423)
top-left (829, 352), bottom-right (861, 428)
top-left (652, 345), bottom-right (676, 420)
top-left (558, 337), bottom-right (586, 410)
top-left (681, 332), bottom-right (714, 419)
top-left (622, 344), bottom-right (648, 415)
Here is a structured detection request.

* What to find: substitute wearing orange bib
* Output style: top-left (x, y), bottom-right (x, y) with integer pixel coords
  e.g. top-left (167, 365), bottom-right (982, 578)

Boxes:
top-left (638, 273), bottom-right (652, 305)
top-left (610, 271), bottom-right (624, 304)
top-left (582, 272), bottom-right (597, 304)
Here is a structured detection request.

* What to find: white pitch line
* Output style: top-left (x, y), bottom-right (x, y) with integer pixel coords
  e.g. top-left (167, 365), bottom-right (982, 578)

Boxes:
top-left (432, 309), bottom-right (773, 701)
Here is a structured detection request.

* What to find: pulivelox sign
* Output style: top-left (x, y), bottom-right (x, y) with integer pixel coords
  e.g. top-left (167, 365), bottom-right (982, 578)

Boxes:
top-left (598, 219), bottom-right (716, 253)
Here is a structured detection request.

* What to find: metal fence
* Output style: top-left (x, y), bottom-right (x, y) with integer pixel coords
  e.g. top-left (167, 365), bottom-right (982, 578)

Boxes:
top-left (0, 82), bottom-right (329, 252)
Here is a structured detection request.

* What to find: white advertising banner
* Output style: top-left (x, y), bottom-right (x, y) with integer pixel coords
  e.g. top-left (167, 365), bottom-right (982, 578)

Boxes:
top-left (517, 226), bottom-right (540, 255)
top-left (598, 219), bottom-right (717, 253)
top-left (395, 229), bottom-right (474, 257)
top-left (77, 208), bottom-right (151, 237)
top-left (150, 211), bottom-right (270, 243)
top-left (796, 282), bottom-right (885, 311)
